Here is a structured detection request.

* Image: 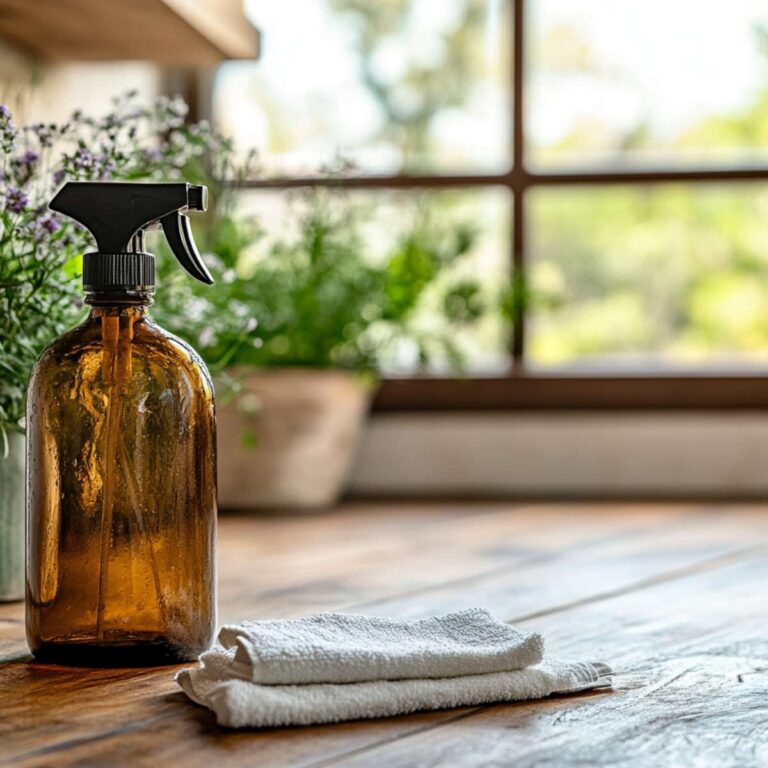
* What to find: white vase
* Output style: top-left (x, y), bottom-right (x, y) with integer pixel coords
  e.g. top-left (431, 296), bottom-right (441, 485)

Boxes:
top-left (0, 431), bottom-right (25, 601)
top-left (216, 369), bottom-right (371, 509)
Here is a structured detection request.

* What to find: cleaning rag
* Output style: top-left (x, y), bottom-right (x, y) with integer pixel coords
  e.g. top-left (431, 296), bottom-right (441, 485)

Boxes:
top-left (218, 608), bottom-right (544, 684)
top-left (176, 608), bottom-right (612, 728)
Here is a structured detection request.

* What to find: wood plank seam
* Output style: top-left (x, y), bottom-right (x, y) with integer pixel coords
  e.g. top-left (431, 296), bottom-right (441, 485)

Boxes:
top-left (295, 542), bottom-right (768, 768)
top-left (507, 541), bottom-right (768, 623)
top-left (4, 504), bottom-right (768, 767)
top-left (306, 707), bottom-right (489, 768)
top-left (8, 535), bottom-right (766, 766)
top-left (272, 506), bottom-right (715, 616)
top-left (0, 713), bottom-right (180, 766)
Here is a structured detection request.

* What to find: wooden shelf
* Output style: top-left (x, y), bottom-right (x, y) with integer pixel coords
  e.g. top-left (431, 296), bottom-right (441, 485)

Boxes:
top-left (0, 0), bottom-right (259, 65)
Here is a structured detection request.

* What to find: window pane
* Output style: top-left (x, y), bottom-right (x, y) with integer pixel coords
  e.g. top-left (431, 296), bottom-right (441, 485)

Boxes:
top-left (528, 184), bottom-right (768, 370)
top-left (236, 187), bottom-right (511, 374)
top-left (529, 0), bottom-right (768, 168)
top-left (215, 0), bottom-right (510, 175)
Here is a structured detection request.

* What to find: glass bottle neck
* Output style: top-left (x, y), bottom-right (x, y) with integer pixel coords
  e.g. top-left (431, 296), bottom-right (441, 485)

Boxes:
top-left (85, 290), bottom-right (153, 318)
top-left (87, 306), bottom-right (150, 322)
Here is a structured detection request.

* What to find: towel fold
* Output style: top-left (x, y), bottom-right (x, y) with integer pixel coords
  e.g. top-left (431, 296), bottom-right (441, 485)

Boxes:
top-left (217, 608), bottom-right (544, 685)
top-left (177, 654), bottom-right (612, 728)
top-left (176, 609), bottom-right (612, 729)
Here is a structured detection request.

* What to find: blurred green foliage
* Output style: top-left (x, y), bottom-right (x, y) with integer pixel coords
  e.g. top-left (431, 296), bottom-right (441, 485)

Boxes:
top-left (329, 0), bottom-right (491, 167)
top-left (526, 20), bottom-right (768, 367)
top-left (319, 4), bottom-right (768, 368)
top-left (153, 185), bottom-right (487, 374)
top-left (530, 185), bottom-right (768, 367)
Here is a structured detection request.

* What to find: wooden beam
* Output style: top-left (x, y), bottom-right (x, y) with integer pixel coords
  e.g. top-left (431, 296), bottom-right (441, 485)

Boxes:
top-left (0, 0), bottom-right (259, 65)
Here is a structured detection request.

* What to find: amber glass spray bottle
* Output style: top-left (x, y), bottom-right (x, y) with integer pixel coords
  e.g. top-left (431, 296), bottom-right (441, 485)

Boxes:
top-left (26, 182), bottom-right (217, 664)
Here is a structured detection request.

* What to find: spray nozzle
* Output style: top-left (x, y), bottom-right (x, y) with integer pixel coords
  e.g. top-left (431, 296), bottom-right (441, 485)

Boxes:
top-left (50, 181), bottom-right (213, 291)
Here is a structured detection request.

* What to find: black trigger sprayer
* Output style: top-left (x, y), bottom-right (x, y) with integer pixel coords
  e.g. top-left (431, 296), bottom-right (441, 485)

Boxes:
top-left (49, 181), bottom-right (213, 293)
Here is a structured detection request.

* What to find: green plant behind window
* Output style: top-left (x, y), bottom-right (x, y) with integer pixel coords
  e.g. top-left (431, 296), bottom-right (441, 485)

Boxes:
top-left (153, 184), bottom-right (488, 375)
top-left (0, 90), bottom-right (493, 448)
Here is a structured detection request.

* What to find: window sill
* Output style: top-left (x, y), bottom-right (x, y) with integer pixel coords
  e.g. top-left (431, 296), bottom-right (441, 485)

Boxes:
top-left (373, 374), bottom-right (768, 412)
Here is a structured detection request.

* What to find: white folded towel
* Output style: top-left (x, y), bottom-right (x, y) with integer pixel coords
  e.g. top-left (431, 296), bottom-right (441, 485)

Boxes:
top-left (176, 609), bottom-right (612, 729)
top-left (217, 608), bottom-right (544, 684)
top-left (177, 654), bottom-right (611, 728)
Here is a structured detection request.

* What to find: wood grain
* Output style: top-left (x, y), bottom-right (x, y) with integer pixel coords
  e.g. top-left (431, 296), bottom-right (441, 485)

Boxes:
top-left (1, 502), bottom-right (767, 767)
top-left (329, 556), bottom-right (768, 768)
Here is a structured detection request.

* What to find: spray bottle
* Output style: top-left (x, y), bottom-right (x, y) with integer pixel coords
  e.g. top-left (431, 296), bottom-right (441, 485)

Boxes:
top-left (26, 182), bottom-right (217, 664)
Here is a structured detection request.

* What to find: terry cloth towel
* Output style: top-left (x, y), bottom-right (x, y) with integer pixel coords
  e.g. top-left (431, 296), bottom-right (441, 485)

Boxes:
top-left (217, 608), bottom-right (545, 685)
top-left (176, 609), bottom-right (613, 729)
top-left (177, 656), bottom-right (612, 729)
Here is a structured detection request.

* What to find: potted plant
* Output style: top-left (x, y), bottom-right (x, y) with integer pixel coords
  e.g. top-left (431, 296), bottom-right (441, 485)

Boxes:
top-left (1, 91), bottom-right (490, 526)
top-left (153, 182), bottom-right (488, 509)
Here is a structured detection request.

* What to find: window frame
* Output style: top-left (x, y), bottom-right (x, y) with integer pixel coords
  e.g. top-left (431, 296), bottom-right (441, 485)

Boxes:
top-left (236, 0), bottom-right (768, 411)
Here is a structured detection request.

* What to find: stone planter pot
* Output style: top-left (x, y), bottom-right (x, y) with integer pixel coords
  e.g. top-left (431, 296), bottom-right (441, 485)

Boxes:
top-left (0, 431), bottom-right (25, 602)
top-left (216, 369), bottom-right (371, 509)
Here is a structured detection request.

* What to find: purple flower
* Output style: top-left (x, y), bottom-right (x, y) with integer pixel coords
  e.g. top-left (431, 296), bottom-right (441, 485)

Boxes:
top-left (142, 147), bottom-right (163, 163)
top-left (78, 150), bottom-right (93, 165)
top-left (40, 216), bottom-right (61, 234)
top-left (53, 169), bottom-right (66, 186)
top-left (30, 122), bottom-right (56, 148)
top-left (11, 150), bottom-right (38, 184)
top-left (65, 147), bottom-right (98, 178)
top-left (6, 187), bottom-right (28, 214)
top-left (0, 104), bottom-right (16, 151)
top-left (98, 155), bottom-right (117, 179)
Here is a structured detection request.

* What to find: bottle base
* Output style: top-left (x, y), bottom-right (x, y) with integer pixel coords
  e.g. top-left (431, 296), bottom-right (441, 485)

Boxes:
top-left (31, 633), bottom-right (204, 667)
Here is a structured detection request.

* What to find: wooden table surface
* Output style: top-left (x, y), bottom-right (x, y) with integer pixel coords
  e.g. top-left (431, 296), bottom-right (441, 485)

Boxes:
top-left (1, 501), bottom-right (767, 767)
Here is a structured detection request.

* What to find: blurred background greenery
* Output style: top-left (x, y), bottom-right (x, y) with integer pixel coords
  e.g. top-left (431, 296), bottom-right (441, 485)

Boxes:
top-left (5, 0), bottom-right (768, 374)
top-left (4, 0), bottom-right (768, 502)
top-left (209, 0), bottom-right (768, 372)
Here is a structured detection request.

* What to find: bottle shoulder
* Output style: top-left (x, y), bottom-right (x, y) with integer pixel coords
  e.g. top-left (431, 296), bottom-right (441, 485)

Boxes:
top-left (142, 320), bottom-right (215, 389)
top-left (29, 315), bottom-right (214, 399)
top-left (31, 315), bottom-right (94, 376)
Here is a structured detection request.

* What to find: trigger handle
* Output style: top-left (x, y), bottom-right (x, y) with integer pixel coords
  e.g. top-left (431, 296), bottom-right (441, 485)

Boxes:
top-left (160, 212), bottom-right (214, 285)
